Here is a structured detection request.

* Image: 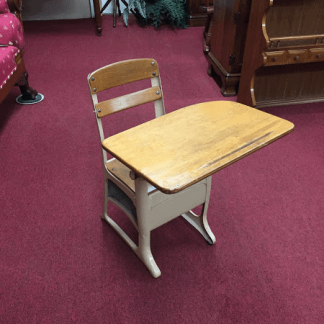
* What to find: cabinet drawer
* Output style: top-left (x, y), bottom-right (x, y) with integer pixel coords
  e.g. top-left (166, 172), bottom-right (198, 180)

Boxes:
top-left (309, 48), bottom-right (324, 61)
top-left (263, 51), bottom-right (285, 65)
top-left (263, 48), bottom-right (324, 66)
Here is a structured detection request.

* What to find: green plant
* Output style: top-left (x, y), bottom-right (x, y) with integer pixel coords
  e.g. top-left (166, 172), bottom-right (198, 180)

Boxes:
top-left (123, 0), bottom-right (187, 28)
top-left (123, 0), bottom-right (146, 26)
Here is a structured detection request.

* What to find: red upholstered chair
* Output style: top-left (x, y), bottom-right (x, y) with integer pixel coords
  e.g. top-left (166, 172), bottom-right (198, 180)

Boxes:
top-left (0, 0), bottom-right (43, 105)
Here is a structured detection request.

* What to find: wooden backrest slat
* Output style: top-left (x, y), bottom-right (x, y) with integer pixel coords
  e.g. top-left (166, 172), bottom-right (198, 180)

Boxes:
top-left (89, 59), bottom-right (159, 94)
top-left (96, 86), bottom-right (162, 118)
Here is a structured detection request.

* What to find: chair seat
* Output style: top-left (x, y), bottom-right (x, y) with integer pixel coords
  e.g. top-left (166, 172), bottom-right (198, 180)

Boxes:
top-left (105, 158), bottom-right (135, 192)
top-left (105, 158), bottom-right (157, 194)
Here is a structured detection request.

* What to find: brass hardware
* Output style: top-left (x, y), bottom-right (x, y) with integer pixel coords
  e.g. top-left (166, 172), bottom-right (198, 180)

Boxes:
top-left (295, 56), bottom-right (300, 61)
top-left (316, 54), bottom-right (321, 59)
top-left (272, 57), bottom-right (277, 62)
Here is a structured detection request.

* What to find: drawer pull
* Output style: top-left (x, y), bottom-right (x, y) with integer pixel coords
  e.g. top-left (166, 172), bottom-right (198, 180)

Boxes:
top-left (295, 56), bottom-right (300, 61)
top-left (316, 54), bottom-right (322, 59)
top-left (272, 57), bottom-right (277, 62)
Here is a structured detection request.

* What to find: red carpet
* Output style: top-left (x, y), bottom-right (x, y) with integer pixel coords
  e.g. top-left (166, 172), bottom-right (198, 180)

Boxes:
top-left (1, 15), bottom-right (324, 323)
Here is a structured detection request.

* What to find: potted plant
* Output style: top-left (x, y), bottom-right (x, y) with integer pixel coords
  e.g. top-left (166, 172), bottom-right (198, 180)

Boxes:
top-left (123, 0), bottom-right (187, 28)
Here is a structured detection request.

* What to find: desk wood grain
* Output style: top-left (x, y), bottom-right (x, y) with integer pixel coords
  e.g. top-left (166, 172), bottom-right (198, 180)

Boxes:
top-left (102, 101), bottom-right (294, 194)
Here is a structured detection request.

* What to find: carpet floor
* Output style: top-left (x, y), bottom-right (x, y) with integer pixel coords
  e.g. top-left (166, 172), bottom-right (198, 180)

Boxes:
top-left (0, 15), bottom-right (324, 324)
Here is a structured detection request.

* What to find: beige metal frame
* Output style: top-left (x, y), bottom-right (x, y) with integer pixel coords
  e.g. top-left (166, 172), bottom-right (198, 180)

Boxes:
top-left (88, 59), bottom-right (215, 278)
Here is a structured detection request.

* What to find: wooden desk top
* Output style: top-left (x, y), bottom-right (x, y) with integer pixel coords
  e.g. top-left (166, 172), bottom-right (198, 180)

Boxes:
top-left (102, 101), bottom-right (294, 194)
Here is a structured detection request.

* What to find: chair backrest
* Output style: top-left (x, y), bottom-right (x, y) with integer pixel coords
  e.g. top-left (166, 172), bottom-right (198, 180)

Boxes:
top-left (88, 58), bottom-right (166, 164)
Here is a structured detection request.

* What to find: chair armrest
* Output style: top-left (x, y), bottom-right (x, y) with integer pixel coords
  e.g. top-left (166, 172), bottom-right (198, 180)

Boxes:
top-left (7, 0), bottom-right (23, 25)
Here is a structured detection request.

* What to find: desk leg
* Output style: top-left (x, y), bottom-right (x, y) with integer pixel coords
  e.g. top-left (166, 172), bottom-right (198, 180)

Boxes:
top-left (93, 0), bottom-right (102, 36)
top-left (135, 177), bottom-right (162, 278)
top-left (182, 176), bottom-right (216, 245)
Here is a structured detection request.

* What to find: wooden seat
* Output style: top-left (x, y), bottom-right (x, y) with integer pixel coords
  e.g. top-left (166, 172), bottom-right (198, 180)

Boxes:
top-left (105, 159), bottom-right (135, 192)
top-left (88, 59), bottom-right (216, 278)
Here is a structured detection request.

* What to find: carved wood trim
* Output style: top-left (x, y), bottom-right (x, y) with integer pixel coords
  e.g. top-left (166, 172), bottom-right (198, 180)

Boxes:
top-left (238, 0), bottom-right (271, 106)
top-left (261, 0), bottom-right (273, 47)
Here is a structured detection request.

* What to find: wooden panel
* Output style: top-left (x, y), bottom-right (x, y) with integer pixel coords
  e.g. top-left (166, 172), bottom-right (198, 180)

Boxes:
top-left (266, 0), bottom-right (324, 38)
top-left (254, 62), bottom-right (324, 107)
top-left (237, 0), bottom-right (270, 106)
top-left (263, 48), bottom-right (324, 66)
top-left (89, 59), bottom-right (159, 94)
top-left (96, 86), bottom-right (162, 118)
top-left (209, 0), bottom-right (252, 73)
top-left (238, 0), bottom-right (324, 107)
top-left (102, 101), bottom-right (294, 194)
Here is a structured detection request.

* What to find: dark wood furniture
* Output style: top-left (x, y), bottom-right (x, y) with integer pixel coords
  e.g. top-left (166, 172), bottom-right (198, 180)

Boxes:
top-left (188, 0), bottom-right (214, 27)
top-left (93, 0), bottom-right (102, 36)
top-left (238, 0), bottom-right (324, 108)
top-left (203, 1), bottom-right (214, 53)
top-left (207, 0), bottom-right (252, 96)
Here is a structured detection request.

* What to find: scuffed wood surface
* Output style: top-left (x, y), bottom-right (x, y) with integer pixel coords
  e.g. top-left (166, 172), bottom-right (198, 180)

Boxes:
top-left (102, 101), bottom-right (294, 194)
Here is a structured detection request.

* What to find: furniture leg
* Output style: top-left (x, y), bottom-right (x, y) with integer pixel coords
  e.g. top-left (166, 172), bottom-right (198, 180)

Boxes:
top-left (100, 0), bottom-right (113, 13)
top-left (102, 177), bottom-right (109, 220)
top-left (181, 176), bottom-right (216, 245)
top-left (135, 177), bottom-right (161, 278)
top-left (93, 0), bottom-right (102, 36)
top-left (117, 0), bottom-right (121, 16)
top-left (101, 177), bottom-right (138, 254)
top-left (207, 57), bottom-right (240, 97)
top-left (113, 0), bottom-right (117, 28)
top-left (203, 3), bottom-right (214, 53)
top-left (15, 71), bottom-right (44, 105)
top-left (182, 210), bottom-right (216, 245)
top-left (16, 72), bottom-right (37, 100)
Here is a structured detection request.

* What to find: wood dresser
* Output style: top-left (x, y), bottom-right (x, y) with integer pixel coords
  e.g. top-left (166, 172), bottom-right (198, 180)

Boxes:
top-left (207, 0), bottom-right (252, 96)
top-left (207, 0), bottom-right (324, 108)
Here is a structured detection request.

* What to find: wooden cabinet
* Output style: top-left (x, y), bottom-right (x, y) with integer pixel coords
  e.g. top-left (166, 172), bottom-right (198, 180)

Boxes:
top-left (207, 0), bottom-right (252, 96)
top-left (207, 0), bottom-right (324, 107)
top-left (187, 0), bottom-right (214, 26)
top-left (238, 0), bottom-right (324, 108)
